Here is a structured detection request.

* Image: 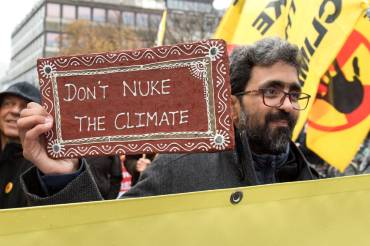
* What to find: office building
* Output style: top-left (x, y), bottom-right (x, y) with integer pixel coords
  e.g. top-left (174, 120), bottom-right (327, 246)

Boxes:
top-left (2, 0), bottom-right (220, 87)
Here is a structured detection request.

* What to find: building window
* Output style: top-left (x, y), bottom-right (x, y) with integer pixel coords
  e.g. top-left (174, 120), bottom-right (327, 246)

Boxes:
top-left (61, 33), bottom-right (70, 48)
top-left (63, 5), bottom-right (76, 20)
top-left (107, 10), bottom-right (120, 24)
top-left (136, 13), bottom-right (148, 29)
top-left (203, 16), bottom-right (216, 33)
top-left (122, 12), bottom-right (134, 27)
top-left (149, 14), bottom-right (161, 30)
top-left (47, 3), bottom-right (60, 18)
top-left (93, 8), bottom-right (106, 23)
top-left (167, 0), bottom-right (210, 12)
top-left (78, 6), bottom-right (91, 20)
top-left (46, 33), bottom-right (60, 48)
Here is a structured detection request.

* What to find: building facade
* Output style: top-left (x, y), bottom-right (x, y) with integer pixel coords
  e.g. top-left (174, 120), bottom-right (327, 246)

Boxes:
top-left (2, 0), bottom-right (220, 88)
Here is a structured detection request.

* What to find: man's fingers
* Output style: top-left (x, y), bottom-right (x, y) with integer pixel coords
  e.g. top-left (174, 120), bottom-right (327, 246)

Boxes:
top-left (17, 115), bottom-right (52, 130)
top-left (138, 158), bottom-right (151, 165)
top-left (20, 106), bottom-right (49, 118)
top-left (18, 102), bottom-right (53, 139)
top-left (27, 101), bottom-right (43, 109)
top-left (136, 162), bottom-right (145, 172)
top-left (23, 122), bottom-right (52, 141)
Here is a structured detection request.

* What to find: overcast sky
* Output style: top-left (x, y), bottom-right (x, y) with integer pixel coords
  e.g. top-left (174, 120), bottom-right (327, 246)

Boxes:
top-left (0, 0), bottom-right (231, 74)
top-left (0, 0), bottom-right (40, 66)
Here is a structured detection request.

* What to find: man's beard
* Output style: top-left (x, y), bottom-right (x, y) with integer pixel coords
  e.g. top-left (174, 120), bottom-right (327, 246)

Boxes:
top-left (238, 109), bottom-right (297, 154)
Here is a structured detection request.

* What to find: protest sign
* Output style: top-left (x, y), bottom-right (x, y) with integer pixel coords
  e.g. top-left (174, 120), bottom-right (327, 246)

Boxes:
top-left (37, 40), bottom-right (234, 158)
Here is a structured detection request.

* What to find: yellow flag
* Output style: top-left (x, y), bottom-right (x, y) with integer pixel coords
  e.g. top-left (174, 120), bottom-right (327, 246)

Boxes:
top-left (213, 0), bottom-right (246, 43)
top-left (214, 0), bottom-right (366, 140)
top-left (2, 175), bottom-right (370, 245)
top-left (155, 9), bottom-right (167, 46)
top-left (306, 14), bottom-right (370, 171)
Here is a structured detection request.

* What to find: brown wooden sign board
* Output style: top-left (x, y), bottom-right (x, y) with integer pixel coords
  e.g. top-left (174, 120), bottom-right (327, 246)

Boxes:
top-left (37, 39), bottom-right (234, 158)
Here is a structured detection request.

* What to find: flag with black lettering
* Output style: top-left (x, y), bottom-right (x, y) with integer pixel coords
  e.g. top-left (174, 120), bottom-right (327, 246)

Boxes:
top-left (306, 14), bottom-right (370, 171)
top-left (213, 0), bottom-right (246, 53)
top-left (213, 0), bottom-right (367, 140)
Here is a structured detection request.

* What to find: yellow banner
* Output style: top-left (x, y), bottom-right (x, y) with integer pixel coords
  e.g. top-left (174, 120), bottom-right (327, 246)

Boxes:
top-left (307, 14), bottom-right (370, 171)
top-left (214, 0), bottom-right (366, 139)
top-left (2, 175), bottom-right (370, 245)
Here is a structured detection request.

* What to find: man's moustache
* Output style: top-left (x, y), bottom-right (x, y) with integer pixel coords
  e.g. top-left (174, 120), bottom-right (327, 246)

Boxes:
top-left (265, 111), bottom-right (296, 129)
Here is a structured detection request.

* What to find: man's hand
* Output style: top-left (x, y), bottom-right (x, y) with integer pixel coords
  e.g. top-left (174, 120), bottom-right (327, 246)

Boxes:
top-left (136, 157), bottom-right (151, 173)
top-left (17, 102), bottom-right (79, 175)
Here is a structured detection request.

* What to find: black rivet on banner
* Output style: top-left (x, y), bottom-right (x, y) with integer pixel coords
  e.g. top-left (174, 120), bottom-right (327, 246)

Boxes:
top-left (230, 191), bottom-right (243, 205)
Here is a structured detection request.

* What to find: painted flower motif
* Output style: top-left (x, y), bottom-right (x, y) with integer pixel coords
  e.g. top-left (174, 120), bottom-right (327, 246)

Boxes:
top-left (39, 61), bottom-right (56, 78)
top-left (206, 41), bottom-right (225, 61)
top-left (210, 130), bottom-right (230, 150)
top-left (47, 140), bottom-right (65, 158)
top-left (190, 60), bottom-right (208, 80)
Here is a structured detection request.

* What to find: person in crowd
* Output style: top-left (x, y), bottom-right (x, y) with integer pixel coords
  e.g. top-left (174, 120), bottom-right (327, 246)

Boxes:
top-left (124, 154), bottom-right (156, 186)
top-left (118, 154), bottom-right (133, 196)
top-left (0, 82), bottom-right (40, 209)
top-left (117, 154), bottom-right (156, 195)
top-left (18, 37), bottom-right (317, 206)
top-left (0, 82), bottom-right (122, 208)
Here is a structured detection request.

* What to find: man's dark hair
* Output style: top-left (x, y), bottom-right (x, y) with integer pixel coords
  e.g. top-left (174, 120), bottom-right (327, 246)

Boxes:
top-left (229, 37), bottom-right (302, 95)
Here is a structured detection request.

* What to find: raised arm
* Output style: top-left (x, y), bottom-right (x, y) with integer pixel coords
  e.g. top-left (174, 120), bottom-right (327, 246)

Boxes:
top-left (17, 102), bottom-right (79, 174)
top-left (18, 102), bottom-right (103, 205)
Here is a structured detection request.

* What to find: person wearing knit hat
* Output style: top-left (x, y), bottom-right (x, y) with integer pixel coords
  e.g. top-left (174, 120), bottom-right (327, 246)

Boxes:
top-left (0, 81), bottom-right (40, 209)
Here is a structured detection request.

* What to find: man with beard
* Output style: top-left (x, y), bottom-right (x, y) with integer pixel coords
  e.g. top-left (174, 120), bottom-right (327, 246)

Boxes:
top-left (18, 37), bottom-right (316, 205)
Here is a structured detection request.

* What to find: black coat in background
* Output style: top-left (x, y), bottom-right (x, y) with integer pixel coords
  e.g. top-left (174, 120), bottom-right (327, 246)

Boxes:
top-left (0, 143), bottom-right (32, 209)
top-left (87, 155), bottom-right (122, 200)
top-left (0, 142), bottom-right (122, 209)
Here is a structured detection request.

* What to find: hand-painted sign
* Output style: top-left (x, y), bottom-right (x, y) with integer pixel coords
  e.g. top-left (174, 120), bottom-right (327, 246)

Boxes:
top-left (37, 40), bottom-right (234, 158)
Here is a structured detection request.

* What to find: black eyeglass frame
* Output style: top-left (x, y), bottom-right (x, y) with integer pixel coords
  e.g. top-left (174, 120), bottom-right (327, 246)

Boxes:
top-left (233, 88), bottom-right (311, 111)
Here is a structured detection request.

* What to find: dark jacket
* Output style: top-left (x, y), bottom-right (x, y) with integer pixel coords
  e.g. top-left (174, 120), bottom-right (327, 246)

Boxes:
top-left (123, 141), bottom-right (316, 198)
top-left (87, 156), bottom-right (122, 199)
top-left (0, 143), bottom-right (33, 209)
top-left (21, 138), bottom-right (316, 206)
top-left (36, 156), bottom-right (122, 200)
top-left (0, 142), bottom-right (121, 208)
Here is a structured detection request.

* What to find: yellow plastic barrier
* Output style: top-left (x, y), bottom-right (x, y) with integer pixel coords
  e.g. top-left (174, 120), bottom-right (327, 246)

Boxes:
top-left (1, 174), bottom-right (370, 245)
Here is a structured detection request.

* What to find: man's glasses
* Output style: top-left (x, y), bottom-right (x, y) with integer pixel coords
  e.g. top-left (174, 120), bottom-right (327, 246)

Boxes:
top-left (234, 88), bottom-right (311, 111)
